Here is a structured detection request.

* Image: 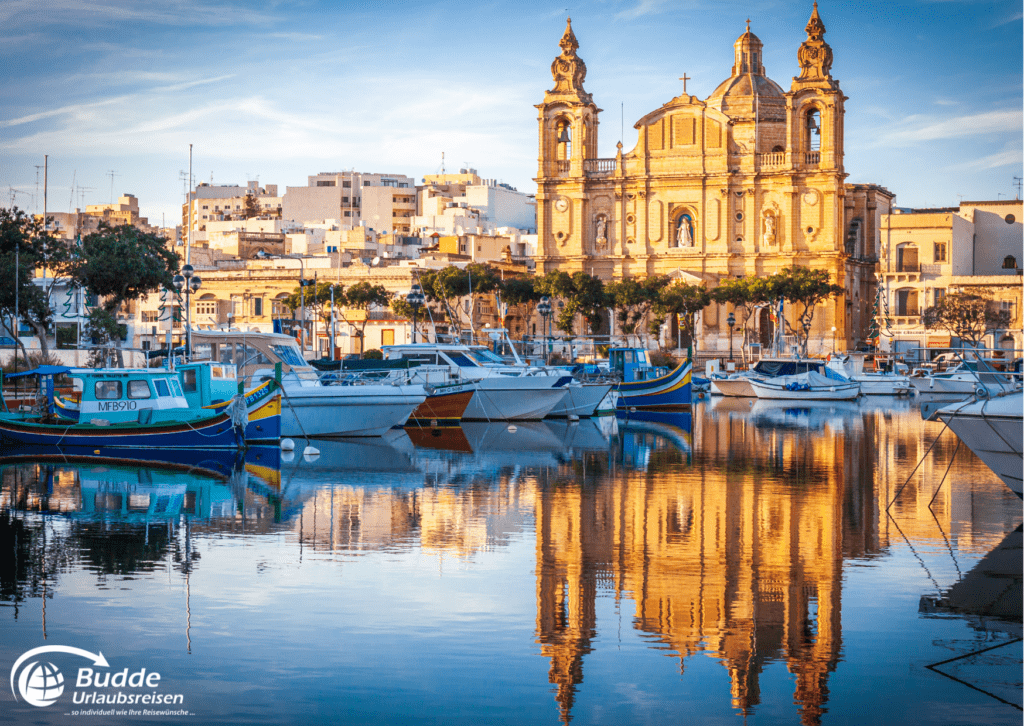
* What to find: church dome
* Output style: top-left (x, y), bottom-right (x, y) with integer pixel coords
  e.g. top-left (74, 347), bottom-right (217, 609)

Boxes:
top-left (707, 22), bottom-right (785, 100)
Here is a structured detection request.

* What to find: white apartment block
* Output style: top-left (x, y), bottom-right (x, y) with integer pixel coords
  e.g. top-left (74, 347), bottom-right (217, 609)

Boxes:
top-left (414, 169), bottom-right (536, 235)
top-left (282, 172), bottom-right (416, 234)
top-left (183, 181), bottom-right (282, 235)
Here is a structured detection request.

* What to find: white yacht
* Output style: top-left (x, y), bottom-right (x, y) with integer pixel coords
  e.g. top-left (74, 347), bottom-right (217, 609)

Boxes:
top-left (191, 331), bottom-right (425, 437)
top-left (748, 370), bottom-right (861, 400)
top-left (930, 390), bottom-right (1023, 498)
top-left (381, 343), bottom-right (568, 420)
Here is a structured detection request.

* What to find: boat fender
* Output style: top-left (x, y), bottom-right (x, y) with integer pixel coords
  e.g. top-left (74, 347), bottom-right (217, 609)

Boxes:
top-left (303, 446), bottom-right (320, 460)
top-left (507, 424), bottom-right (517, 433)
top-left (281, 438), bottom-right (295, 451)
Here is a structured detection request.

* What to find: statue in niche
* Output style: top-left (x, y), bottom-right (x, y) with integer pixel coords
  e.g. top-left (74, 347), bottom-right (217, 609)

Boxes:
top-left (677, 215), bottom-right (694, 247)
top-left (595, 216), bottom-right (606, 241)
top-left (763, 213), bottom-right (777, 245)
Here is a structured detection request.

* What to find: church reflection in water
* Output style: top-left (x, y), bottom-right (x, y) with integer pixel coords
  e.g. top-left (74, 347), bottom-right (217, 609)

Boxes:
top-left (1, 400), bottom-right (1018, 724)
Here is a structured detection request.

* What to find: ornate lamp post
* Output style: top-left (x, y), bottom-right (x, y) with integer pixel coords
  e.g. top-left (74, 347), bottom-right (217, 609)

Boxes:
top-left (173, 264), bottom-right (202, 360)
top-left (537, 296), bottom-right (551, 363)
top-left (406, 282), bottom-right (425, 343)
top-left (726, 311), bottom-right (736, 363)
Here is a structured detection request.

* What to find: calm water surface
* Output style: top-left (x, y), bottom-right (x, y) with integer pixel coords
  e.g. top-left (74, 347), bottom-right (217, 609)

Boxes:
top-left (1, 398), bottom-right (1020, 725)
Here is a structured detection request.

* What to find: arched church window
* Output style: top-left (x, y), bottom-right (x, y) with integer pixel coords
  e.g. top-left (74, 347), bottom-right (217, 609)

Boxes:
top-left (557, 120), bottom-right (572, 160)
top-left (772, 145), bottom-right (784, 153)
top-left (805, 109), bottom-right (821, 152)
top-left (1003, 255), bottom-right (1018, 269)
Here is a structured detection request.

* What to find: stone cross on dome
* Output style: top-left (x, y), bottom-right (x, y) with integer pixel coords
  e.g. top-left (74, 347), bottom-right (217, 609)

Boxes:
top-left (678, 73), bottom-right (690, 93)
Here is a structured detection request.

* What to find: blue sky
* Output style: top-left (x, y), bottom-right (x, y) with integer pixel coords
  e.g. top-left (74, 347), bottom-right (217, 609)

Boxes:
top-left (1, 0), bottom-right (1020, 227)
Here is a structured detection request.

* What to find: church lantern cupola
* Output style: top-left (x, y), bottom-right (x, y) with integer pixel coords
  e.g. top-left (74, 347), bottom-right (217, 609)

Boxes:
top-left (793, 2), bottom-right (837, 89)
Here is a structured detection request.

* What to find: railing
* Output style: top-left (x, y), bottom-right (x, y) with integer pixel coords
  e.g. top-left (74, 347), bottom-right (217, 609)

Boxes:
top-left (583, 158), bottom-right (616, 176)
top-left (896, 262), bottom-right (920, 273)
top-left (555, 160), bottom-right (571, 175)
top-left (757, 152), bottom-right (786, 168)
top-left (804, 151), bottom-right (821, 165)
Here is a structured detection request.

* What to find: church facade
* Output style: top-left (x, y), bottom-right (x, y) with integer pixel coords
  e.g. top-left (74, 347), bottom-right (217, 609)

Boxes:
top-left (534, 6), bottom-right (892, 353)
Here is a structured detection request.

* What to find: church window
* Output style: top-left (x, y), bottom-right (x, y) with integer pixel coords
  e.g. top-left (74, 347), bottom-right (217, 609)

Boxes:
top-left (735, 212), bottom-right (744, 221)
top-left (1006, 214), bottom-right (1016, 224)
top-left (1003, 255), bottom-right (1018, 269)
top-left (772, 145), bottom-right (784, 153)
top-left (805, 109), bottom-right (821, 151)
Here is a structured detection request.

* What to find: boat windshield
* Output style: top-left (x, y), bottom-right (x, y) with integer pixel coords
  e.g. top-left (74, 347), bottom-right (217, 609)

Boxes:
top-left (465, 349), bottom-right (504, 365)
top-left (446, 353), bottom-right (478, 368)
top-left (753, 360), bottom-right (823, 376)
top-left (271, 344), bottom-right (307, 367)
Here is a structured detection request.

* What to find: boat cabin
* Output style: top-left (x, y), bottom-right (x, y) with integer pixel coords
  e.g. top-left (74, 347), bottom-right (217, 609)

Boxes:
top-left (191, 331), bottom-right (319, 388)
top-left (59, 368), bottom-right (189, 423)
top-left (750, 359), bottom-right (824, 377)
top-left (609, 348), bottom-right (662, 382)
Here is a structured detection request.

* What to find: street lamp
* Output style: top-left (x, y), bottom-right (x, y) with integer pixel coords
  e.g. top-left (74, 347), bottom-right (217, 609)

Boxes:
top-left (726, 311), bottom-right (736, 362)
top-left (537, 296), bottom-right (551, 363)
top-left (173, 264), bottom-right (202, 359)
top-left (406, 282), bottom-right (425, 343)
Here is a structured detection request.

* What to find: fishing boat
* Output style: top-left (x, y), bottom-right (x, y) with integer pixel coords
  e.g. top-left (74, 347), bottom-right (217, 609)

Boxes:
top-left (609, 348), bottom-right (691, 410)
top-left (748, 370), bottom-right (861, 400)
top-left (191, 331), bottom-right (426, 437)
top-left (0, 366), bottom-right (247, 450)
top-left (381, 343), bottom-right (568, 421)
top-left (909, 360), bottom-right (1016, 396)
top-left (54, 362), bottom-right (281, 443)
top-left (929, 390), bottom-right (1023, 498)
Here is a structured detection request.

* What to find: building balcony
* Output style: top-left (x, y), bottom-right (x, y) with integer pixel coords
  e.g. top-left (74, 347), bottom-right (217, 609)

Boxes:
top-left (756, 152), bottom-right (787, 169)
top-left (583, 158), bottom-right (616, 177)
top-left (804, 151), bottom-right (821, 165)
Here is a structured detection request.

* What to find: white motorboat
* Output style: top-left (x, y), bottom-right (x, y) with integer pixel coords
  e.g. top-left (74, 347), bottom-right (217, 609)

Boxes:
top-left (826, 354), bottom-right (911, 395)
top-left (930, 390), bottom-right (1023, 498)
top-left (191, 331), bottom-right (425, 437)
top-left (382, 343), bottom-right (568, 421)
top-left (711, 357), bottom-right (829, 397)
top-left (748, 371), bottom-right (861, 400)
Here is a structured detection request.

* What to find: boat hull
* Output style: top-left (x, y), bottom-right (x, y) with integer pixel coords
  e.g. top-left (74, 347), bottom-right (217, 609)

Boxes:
top-left (617, 363), bottom-right (692, 410)
top-left (855, 375), bottom-right (911, 395)
top-left (0, 412), bottom-right (241, 449)
top-left (909, 375), bottom-right (977, 395)
top-left (408, 385), bottom-right (475, 425)
top-left (547, 383), bottom-right (614, 418)
top-left (278, 385), bottom-right (426, 437)
top-left (463, 379), bottom-right (566, 421)
top-left (749, 379), bottom-right (860, 400)
top-left (711, 377), bottom-right (757, 397)
top-left (936, 394), bottom-right (1023, 498)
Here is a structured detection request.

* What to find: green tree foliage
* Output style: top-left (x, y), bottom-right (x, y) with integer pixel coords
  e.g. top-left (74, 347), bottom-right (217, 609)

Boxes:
top-left (500, 276), bottom-right (541, 337)
top-left (710, 277), bottom-right (773, 360)
top-left (69, 222), bottom-right (179, 366)
top-left (656, 282), bottom-right (712, 354)
top-left (0, 208), bottom-right (70, 361)
top-left (284, 281), bottom-right (344, 328)
top-left (606, 275), bottom-right (666, 345)
top-left (772, 266), bottom-right (844, 356)
top-left (340, 281), bottom-right (391, 355)
top-left (418, 264), bottom-right (502, 338)
top-left (923, 291), bottom-right (1010, 347)
top-left (535, 270), bottom-right (608, 336)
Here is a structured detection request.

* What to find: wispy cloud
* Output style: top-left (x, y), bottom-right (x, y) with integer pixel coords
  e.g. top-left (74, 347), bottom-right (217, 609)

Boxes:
top-left (949, 146), bottom-right (1023, 172)
top-left (876, 109), bottom-right (1022, 145)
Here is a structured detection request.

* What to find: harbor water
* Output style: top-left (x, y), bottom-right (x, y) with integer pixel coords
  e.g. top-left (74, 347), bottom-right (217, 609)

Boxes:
top-left (1, 397), bottom-right (1020, 724)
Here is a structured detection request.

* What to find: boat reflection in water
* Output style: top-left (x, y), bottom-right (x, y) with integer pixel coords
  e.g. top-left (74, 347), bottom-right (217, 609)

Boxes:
top-left (0, 401), bottom-right (1020, 726)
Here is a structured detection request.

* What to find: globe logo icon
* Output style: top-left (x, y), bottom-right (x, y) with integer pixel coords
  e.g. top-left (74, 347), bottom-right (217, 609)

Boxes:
top-left (18, 661), bottom-right (64, 707)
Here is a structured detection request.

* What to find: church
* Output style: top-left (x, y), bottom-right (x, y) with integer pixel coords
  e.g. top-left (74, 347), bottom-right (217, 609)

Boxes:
top-left (533, 5), bottom-right (893, 354)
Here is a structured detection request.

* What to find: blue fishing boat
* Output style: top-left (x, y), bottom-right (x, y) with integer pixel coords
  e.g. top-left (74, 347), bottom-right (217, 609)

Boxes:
top-left (1, 367), bottom-right (246, 450)
top-left (609, 348), bottom-right (692, 410)
top-left (52, 363), bottom-right (281, 443)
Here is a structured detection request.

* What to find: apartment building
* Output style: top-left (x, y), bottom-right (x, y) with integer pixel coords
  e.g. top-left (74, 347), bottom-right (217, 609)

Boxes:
top-left (282, 172), bottom-right (415, 234)
top-left (879, 199), bottom-right (1022, 355)
top-left (183, 181), bottom-right (282, 236)
top-left (414, 169), bottom-right (536, 235)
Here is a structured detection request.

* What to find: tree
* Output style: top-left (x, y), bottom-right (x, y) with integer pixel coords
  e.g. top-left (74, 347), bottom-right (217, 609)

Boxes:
top-left (340, 281), bottom-right (391, 356)
top-left (284, 281), bottom-right (343, 330)
top-left (772, 266), bottom-right (844, 357)
top-left (534, 270), bottom-right (608, 339)
top-left (710, 277), bottom-right (772, 362)
top-left (421, 266), bottom-right (470, 336)
top-left (243, 193), bottom-right (260, 219)
top-left (656, 282), bottom-right (712, 357)
top-left (607, 275), bottom-right (666, 346)
top-left (500, 276), bottom-right (542, 338)
top-left (923, 291), bottom-right (1010, 348)
top-left (0, 207), bottom-right (70, 362)
top-left (69, 222), bottom-right (180, 366)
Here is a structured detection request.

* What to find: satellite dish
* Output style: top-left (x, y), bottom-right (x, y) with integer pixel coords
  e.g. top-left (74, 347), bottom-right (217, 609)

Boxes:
top-left (371, 257), bottom-right (381, 266)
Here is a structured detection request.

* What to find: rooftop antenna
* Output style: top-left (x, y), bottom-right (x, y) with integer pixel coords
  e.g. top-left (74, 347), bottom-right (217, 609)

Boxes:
top-left (1014, 176), bottom-right (1022, 200)
top-left (68, 170), bottom-right (76, 213)
top-left (34, 164), bottom-right (44, 214)
top-left (106, 169), bottom-right (119, 204)
top-left (441, 151), bottom-right (445, 175)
